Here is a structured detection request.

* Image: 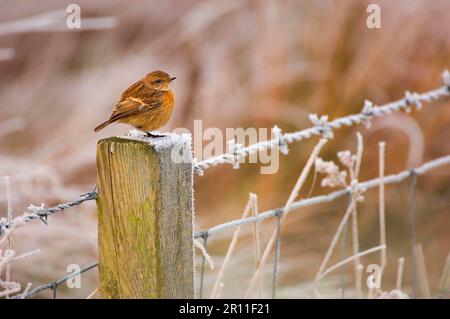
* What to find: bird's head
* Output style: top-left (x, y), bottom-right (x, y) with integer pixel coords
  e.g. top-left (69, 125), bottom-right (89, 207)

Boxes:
top-left (143, 70), bottom-right (176, 91)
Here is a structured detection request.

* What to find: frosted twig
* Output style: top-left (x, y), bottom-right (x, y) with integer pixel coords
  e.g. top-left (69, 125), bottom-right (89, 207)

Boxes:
top-left (396, 257), bottom-right (405, 291)
top-left (378, 142), bottom-right (387, 278)
top-left (20, 283), bottom-right (32, 299)
top-left (319, 134), bottom-right (366, 297)
top-left (86, 287), bottom-right (99, 299)
top-left (4, 177), bottom-right (13, 288)
top-left (12, 249), bottom-right (41, 262)
top-left (356, 264), bottom-right (364, 299)
top-left (340, 206), bottom-right (350, 299)
top-left (251, 195), bottom-right (263, 298)
top-left (0, 281), bottom-right (20, 298)
top-left (315, 203), bottom-right (355, 280)
top-left (316, 245), bottom-right (386, 282)
top-left (194, 154), bottom-right (450, 239)
top-left (210, 194), bottom-right (255, 298)
top-left (354, 132), bottom-right (364, 177)
top-left (215, 282), bottom-right (226, 299)
top-left (193, 239), bottom-right (214, 271)
top-left (193, 73), bottom-right (450, 175)
top-left (349, 134), bottom-right (365, 297)
top-left (415, 243), bottom-right (431, 298)
top-left (439, 251), bottom-right (450, 292)
top-left (245, 138), bottom-right (328, 297)
top-left (272, 211), bottom-right (282, 299)
top-left (198, 234), bottom-right (208, 299)
top-left (0, 249), bottom-right (20, 298)
top-left (410, 169), bottom-right (417, 298)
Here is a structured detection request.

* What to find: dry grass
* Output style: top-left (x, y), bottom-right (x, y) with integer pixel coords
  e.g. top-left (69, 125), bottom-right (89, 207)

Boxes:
top-left (0, 0), bottom-right (449, 298)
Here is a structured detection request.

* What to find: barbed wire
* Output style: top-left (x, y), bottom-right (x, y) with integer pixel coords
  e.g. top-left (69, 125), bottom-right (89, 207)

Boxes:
top-left (11, 262), bottom-right (99, 299)
top-left (194, 154), bottom-right (450, 239)
top-left (192, 70), bottom-right (450, 175)
top-left (0, 189), bottom-right (98, 235)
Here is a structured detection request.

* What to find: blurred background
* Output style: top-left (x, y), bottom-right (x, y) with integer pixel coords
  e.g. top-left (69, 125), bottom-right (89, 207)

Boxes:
top-left (0, 0), bottom-right (449, 298)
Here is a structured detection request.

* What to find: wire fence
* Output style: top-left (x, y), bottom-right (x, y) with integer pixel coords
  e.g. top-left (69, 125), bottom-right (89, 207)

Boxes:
top-left (7, 152), bottom-right (449, 299)
top-left (12, 262), bottom-right (99, 299)
top-left (1, 70), bottom-right (450, 299)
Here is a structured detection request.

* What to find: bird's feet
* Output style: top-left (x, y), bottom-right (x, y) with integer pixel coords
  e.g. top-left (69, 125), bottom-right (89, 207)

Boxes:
top-left (145, 131), bottom-right (166, 138)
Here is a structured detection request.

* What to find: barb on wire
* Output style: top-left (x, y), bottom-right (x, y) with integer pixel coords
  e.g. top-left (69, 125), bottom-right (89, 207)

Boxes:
top-left (194, 154), bottom-right (450, 239)
top-left (193, 71), bottom-right (450, 175)
top-left (11, 262), bottom-right (99, 299)
top-left (0, 189), bottom-right (98, 236)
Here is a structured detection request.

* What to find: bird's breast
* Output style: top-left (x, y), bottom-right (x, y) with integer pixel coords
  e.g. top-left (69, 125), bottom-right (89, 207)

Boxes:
top-left (163, 90), bottom-right (175, 108)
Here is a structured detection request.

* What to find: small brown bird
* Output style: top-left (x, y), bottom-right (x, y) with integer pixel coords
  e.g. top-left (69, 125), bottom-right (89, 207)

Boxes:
top-left (94, 70), bottom-right (176, 137)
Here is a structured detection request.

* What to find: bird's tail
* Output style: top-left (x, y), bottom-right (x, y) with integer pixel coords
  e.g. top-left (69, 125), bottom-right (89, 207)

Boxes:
top-left (94, 120), bottom-right (112, 132)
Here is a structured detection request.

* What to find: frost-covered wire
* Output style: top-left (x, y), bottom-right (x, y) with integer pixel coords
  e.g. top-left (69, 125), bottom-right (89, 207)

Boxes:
top-left (193, 71), bottom-right (450, 175)
top-left (194, 154), bottom-right (450, 239)
top-left (11, 262), bottom-right (99, 299)
top-left (0, 190), bottom-right (98, 236)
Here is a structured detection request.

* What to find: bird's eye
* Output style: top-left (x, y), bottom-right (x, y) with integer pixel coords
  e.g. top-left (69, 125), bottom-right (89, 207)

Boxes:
top-left (155, 79), bottom-right (163, 84)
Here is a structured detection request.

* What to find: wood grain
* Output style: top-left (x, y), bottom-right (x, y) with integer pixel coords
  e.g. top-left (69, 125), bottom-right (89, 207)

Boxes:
top-left (96, 136), bottom-right (193, 298)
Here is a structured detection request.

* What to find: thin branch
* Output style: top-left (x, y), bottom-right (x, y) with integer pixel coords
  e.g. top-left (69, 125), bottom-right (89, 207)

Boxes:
top-left (354, 132), bottom-right (364, 177)
top-left (396, 257), bottom-right (405, 291)
top-left (356, 264), bottom-right (364, 299)
top-left (315, 202), bottom-right (355, 280)
top-left (251, 194), bottom-right (263, 298)
top-left (86, 287), bottom-right (99, 299)
top-left (378, 142), bottom-right (387, 277)
top-left (20, 283), bottom-right (32, 299)
top-left (4, 177), bottom-right (13, 287)
top-left (193, 239), bottom-right (214, 271)
top-left (210, 194), bottom-right (255, 298)
top-left (415, 243), bottom-right (431, 298)
top-left (12, 249), bottom-right (41, 263)
top-left (215, 282), bottom-right (225, 299)
top-left (316, 245), bottom-right (386, 282)
top-left (350, 133), bottom-right (364, 298)
top-left (439, 251), bottom-right (450, 292)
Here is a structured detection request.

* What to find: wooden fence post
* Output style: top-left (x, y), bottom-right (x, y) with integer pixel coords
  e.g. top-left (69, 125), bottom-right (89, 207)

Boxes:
top-left (96, 133), bottom-right (194, 298)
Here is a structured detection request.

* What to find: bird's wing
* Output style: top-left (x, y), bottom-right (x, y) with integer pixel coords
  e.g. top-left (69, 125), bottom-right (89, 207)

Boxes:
top-left (108, 82), bottom-right (163, 123)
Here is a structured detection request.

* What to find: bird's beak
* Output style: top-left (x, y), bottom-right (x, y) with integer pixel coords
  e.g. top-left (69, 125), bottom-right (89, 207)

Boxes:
top-left (169, 77), bottom-right (177, 82)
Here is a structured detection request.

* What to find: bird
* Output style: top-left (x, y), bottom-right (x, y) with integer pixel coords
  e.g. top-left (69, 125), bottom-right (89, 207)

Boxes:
top-left (94, 70), bottom-right (176, 137)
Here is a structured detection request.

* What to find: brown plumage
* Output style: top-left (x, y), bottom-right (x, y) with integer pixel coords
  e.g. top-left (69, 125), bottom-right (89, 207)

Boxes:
top-left (94, 70), bottom-right (176, 133)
